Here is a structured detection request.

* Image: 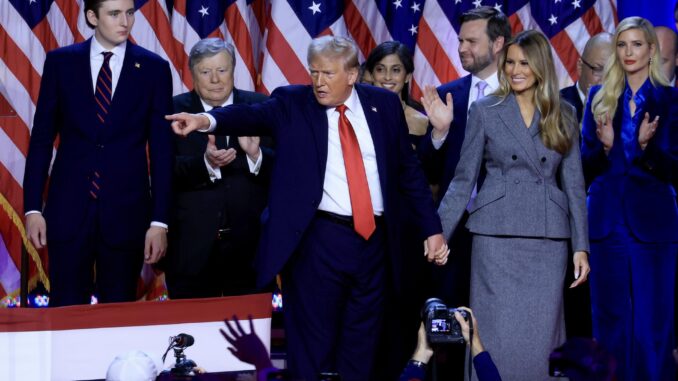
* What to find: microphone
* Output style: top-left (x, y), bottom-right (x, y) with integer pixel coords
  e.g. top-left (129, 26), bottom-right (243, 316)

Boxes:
top-left (174, 333), bottom-right (194, 348)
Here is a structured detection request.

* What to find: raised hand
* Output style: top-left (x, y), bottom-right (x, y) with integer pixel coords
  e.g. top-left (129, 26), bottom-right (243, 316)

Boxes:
top-left (420, 85), bottom-right (453, 139)
top-left (220, 315), bottom-right (273, 370)
top-left (166, 112), bottom-right (211, 136)
top-left (205, 135), bottom-right (237, 168)
top-left (595, 112), bottom-right (614, 153)
top-left (238, 136), bottom-right (261, 162)
top-left (638, 112), bottom-right (659, 150)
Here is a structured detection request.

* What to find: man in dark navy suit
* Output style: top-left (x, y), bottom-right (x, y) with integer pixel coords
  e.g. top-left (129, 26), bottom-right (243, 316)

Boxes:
top-left (560, 33), bottom-right (613, 123)
top-left (167, 36), bottom-right (448, 381)
top-left (164, 38), bottom-right (271, 299)
top-left (23, 0), bottom-right (173, 307)
top-left (419, 3), bottom-right (510, 325)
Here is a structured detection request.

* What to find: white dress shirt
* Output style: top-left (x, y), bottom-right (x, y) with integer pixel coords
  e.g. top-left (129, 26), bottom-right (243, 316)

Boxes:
top-left (432, 72), bottom-right (499, 149)
top-left (90, 36), bottom-right (126, 96)
top-left (318, 88), bottom-right (384, 216)
top-left (199, 92), bottom-right (263, 181)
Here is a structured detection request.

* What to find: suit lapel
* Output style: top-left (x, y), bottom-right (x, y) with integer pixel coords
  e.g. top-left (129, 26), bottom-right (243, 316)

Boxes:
top-left (307, 89), bottom-right (329, 179)
top-left (108, 43), bottom-right (140, 122)
top-left (497, 94), bottom-right (543, 174)
top-left (455, 75), bottom-right (472, 128)
top-left (356, 85), bottom-right (387, 195)
top-left (76, 40), bottom-right (98, 135)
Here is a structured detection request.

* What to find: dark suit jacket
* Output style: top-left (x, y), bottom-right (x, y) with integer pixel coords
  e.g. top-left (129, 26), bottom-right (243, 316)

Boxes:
top-left (417, 75), bottom-right (472, 203)
top-left (560, 84), bottom-right (584, 122)
top-left (581, 84), bottom-right (678, 242)
top-left (24, 39), bottom-right (173, 248)
top-left (208, 84), bottom-right (442, 288)
top-left (166, 89), bottom-right (271, 276)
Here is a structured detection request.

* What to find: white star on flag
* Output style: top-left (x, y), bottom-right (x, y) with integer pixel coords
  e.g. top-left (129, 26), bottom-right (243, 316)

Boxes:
top-left (198, 5), bottom-right (209, 17)
top-left (494, 3), bottom-right (502, 11)
top-left (309, 1), bottom-right (321, 15)
top-left (549, 14), bottom-right (558, 25)
top-left (409, 24), bottom-right (418, 35)
top-left (393, 0), bottom-right (402, 9)
top-left (572, 0), bottom-right (581, 9)
top-left (473, 0), bottom-right (483, 8)
top-left (411, 2), bottom-right (421, 13)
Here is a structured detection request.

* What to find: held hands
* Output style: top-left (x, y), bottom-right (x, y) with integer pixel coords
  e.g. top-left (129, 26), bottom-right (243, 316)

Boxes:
top-left (205, 135), bottom-right (237, 168)
top-left (144, 226), bottom-right (167, 264)
top-left (220, 315), bottom-right (273, 370)
top-left (26, 213), bottom-right (47, 249)
top-left (424, 233), bottom-right (449, 266)
top-left (569, 251), bottom-right (590, 288)
top-left (638, 112), bottom-right (659, 150)
top-left (420, 85), bottom-right (453, 139)
top-left (595, 113), bottom-right (614, 154)
top-left (166, 112), bottom-right (211, 137)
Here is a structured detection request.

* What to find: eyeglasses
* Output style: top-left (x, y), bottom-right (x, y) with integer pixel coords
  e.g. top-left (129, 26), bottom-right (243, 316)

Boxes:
top-left (581, 58), bottom-right (605, 76)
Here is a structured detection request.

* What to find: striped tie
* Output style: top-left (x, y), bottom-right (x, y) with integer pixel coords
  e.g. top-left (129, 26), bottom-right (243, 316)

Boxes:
top-left (90, 52), bottom-right (113, 199)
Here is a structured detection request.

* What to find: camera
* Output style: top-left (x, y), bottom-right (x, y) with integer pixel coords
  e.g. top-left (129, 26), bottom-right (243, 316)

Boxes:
top-left (421, 298), bottom-right (468, 345)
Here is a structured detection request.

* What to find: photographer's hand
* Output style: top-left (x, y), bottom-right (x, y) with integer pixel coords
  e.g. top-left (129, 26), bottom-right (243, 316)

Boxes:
top-left (454, 307), bottom-right (485, 357)
top-left (220, 315), bottom-right (273, 370)
top-left (412, 323), bottom-right (434, 364)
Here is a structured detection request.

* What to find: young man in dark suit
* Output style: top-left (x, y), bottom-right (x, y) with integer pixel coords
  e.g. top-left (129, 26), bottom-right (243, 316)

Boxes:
top-left (163, 38), bottom-right (271, 299)
top-left (23, 0), bottom-right (173, 307)
top-left (167, 36), bottom-right (448, 381)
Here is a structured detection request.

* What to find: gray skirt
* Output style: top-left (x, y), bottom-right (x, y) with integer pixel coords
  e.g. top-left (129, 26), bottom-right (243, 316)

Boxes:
top-left (469, 235), bottom-right (568, 381)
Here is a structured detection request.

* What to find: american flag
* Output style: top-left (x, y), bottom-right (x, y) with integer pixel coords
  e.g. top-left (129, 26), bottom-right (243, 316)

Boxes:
top-left (0, 0), bottom-right (616, 303)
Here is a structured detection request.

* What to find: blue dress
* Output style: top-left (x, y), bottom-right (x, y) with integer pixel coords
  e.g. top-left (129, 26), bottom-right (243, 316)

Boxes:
top-left (582, 79), bottom-right (678, 381)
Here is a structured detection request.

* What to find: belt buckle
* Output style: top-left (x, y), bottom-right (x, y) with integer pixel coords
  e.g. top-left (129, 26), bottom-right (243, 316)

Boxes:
top-left (216, 228), bottom-right (231, 240)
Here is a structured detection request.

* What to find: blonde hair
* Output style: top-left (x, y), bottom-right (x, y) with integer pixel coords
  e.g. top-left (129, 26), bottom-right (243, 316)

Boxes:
top-left (307, 36), bottom-right (359, 70)
top-left (496, 30), bottom-right (574, 154)
top-left (591, 17), bottom-right (669, 122)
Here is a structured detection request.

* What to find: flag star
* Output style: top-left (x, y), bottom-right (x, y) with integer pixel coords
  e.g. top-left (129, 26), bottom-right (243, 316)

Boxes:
top-left (555, 0), bottom-right (562, 2)
top-left (494, 3), bottom-right (502, 11)
top-left (198, 5), bottom-right (209, 17)
top-left (409, 24), bottom-right (418, 35)
top-left (572, 0), bottom-right (581, 8)
top-left (455, 0), bottom-right (462, 4)
top-left (411, 2), bottom-right (421, 13)
top-left (393, 0), bottom-right (402, 9)
top-left (309, 1), bottom-right (322, 15)
top-left (549, 14), bottom-right (558, 25)
top-left (473, 0), bottom-right (483, 8)
top-left (29, 0), bottom-right (36, 3)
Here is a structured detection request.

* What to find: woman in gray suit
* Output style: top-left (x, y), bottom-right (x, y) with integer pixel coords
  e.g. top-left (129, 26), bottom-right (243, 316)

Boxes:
top-left (430, 30), bottom-right (591, 380)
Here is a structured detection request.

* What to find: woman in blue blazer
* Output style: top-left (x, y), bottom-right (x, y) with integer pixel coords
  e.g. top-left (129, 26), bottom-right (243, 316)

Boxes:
top-left (582, 17), bottom-right (678, 381)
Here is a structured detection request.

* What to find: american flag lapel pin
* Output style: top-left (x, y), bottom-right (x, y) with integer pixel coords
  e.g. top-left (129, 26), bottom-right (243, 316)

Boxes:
top-left (135, 62), bottom-right (141, 68)
top-left (371, 106), bottom-right (377, 112)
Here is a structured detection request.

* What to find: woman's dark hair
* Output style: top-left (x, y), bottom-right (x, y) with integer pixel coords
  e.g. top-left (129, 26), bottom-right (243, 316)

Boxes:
top-left (364, 41), bottom-right (421, 109)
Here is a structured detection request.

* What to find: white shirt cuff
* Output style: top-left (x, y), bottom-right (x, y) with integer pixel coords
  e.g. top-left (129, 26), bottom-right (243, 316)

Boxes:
top-left (204, 154), bottom-right (222, 182)
top-left (200, 112), bottom-right (217, 132)
top-left (25, 210), bottom-right (42, 216)
top-left (247, 148), bottom-right (263, 175)
top-left (431, 130), bottom-right (448, 150)
top-left (151, 221), bottom-right (168, 230)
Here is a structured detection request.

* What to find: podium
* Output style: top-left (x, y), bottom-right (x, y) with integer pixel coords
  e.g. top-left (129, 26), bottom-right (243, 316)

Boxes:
top-left (0, 294), bottom-right (272, 381)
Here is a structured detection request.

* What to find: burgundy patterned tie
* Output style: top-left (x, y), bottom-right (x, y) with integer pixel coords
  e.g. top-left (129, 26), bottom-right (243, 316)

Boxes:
top-left (90, 52), bottom-right (113, 199)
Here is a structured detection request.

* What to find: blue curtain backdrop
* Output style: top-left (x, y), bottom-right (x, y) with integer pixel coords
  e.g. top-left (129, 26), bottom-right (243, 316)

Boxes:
top-left (618, 0), bottom-right (677, 29)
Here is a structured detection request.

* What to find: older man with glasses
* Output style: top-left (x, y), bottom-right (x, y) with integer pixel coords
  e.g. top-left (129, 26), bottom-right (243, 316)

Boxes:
top-left (561, 32), bottom-right (614, 122)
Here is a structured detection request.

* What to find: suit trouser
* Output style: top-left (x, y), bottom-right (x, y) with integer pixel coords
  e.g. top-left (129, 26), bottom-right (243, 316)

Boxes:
top-left (166, 237), bottom-right (260, 299)
top-left (590, 222), bottom-right (677, 381)
top-left (47, 200), bottom-right (143, 307)
top-left (283, 215), bottom-right (386, 381)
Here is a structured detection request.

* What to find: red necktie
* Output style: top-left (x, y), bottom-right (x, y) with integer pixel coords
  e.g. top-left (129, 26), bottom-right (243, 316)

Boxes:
top-left (336, 104), bottom-right (375, 240)
top-left (90, 51), bottom-right (113, 199)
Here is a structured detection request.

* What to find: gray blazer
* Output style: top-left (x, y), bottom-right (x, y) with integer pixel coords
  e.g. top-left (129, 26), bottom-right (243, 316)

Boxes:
top-left (438, 93), bottom-right (589, 253)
